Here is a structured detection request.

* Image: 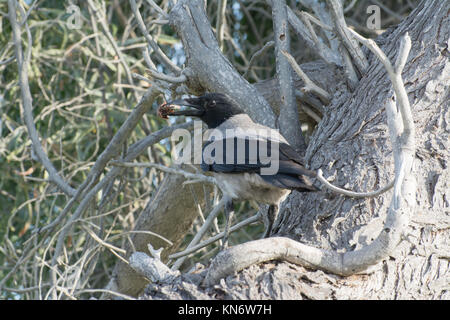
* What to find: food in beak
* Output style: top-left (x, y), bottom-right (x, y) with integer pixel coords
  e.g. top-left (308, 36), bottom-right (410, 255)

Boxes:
top-left (157, 103), bottom-right (175, 119)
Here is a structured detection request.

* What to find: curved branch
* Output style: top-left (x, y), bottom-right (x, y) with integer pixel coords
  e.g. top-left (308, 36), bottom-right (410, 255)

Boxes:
top-left (281, 50), bottom-right (331, 104)
top-left (317, 169), bottom-right (394, 198)
top-left (204, 237), bottom-right (343, 286)
top-left (243, 40), bottom-right (274, 79)
top-left (8, 0), bottom-right (76, 196)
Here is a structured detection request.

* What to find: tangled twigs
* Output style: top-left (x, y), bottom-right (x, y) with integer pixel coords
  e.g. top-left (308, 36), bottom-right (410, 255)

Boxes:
top-left (8, 0), bottom-right (76, 196)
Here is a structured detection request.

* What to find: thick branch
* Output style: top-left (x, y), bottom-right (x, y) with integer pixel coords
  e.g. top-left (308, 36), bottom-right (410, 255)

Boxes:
top-left (325, 0), bottom-right (368, 75)
top-left (271, 0), bottom-right (306, 152)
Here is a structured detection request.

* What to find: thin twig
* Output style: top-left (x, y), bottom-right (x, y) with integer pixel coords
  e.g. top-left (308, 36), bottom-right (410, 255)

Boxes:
top-left (171, 197), bottom-right (226, 270)
top-left (168, 213), bottom-right (261, 260)
top-left (243, 41), bottom-right (274, 79)
top-left (299, 11), bottom-right (333, 31)
top-left (281, 50), bottom-right (331, 104)
top-left (317, 169), bottom-right (394, 198)
top-left (7, 0), bottom-right (76, 196)
top-left (145, 0), bottom-right (168, 18)
top-left (130, 0), bottom-right (181, 74)
top-left (286, 6), bottom-right (341, 66)
top-left (109, 161), bottom-right (217, 185)
top-left (87, 0), bottom-right (139, 101)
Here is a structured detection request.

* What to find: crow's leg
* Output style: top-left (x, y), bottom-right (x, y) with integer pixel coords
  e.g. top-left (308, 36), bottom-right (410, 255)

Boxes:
top-left (221, 197), bottom-right (234, 250)
top-left (261, 204), bottom-right (279, 238)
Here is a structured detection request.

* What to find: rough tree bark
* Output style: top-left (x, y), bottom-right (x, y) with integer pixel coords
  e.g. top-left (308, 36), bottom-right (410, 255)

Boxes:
top-left (113, 0), bottom-right (449, 299)
top-left (272, 0), bottom-right (449, 299)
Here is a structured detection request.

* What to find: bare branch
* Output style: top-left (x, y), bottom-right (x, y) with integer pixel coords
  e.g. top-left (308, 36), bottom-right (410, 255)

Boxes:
top-left (168, 213), bottom-right (261, 260)
top-left (109, 160), bottom-right (217, 185)
top-left (129, 0), bottom-right (181, 74)
top-left (132, 72), bottom-right (153, 84)
top-left (317, 169), bottom-right (394, 198)
top-left (171, 197), bottom-right (226, 270)
top-left (204, 237), bottom-right (343, 286)
top-left (145, 0), bottom-right (169, 18)
top-left (271, 0), bottom-right (306, 152)
top-left (243, 40), bottom-right (274, 79)
top-left (129, 251), bottom-right (179, 283)
top-left (289, 2), bottom-right (341, 66)
top-left (299, 11), bottom-right (333, 31)
top-left (146, 68), bottom-right (187, 83)
top-left (87, 0), bottom-right (138, 101)
top-left (7, 0), bottom-right (76, 196)
top-left (347, 30), bottom-right (414, 135)
top-left (281, 50), bottom-right (331, 104)
top-left (325, 0), bottom-right (369, 75)
top-left (216, 0), bottom-right (227, 51)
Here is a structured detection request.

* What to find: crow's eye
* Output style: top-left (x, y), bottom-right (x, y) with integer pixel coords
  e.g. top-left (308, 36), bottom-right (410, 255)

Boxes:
top-left (210, 100), bottom-right (216, 107)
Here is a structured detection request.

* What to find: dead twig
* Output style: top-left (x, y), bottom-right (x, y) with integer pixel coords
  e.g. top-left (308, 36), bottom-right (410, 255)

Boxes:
top-left (281, 50), bottom-right (331, 104)
top-left (7, 0), bottom-right (76, 196)
top-left (317, 169), bottom-right (394, 198)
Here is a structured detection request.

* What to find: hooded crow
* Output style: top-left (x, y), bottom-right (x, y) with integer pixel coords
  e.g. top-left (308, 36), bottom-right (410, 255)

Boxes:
top-left (163, 93), bottom-right (318, 248)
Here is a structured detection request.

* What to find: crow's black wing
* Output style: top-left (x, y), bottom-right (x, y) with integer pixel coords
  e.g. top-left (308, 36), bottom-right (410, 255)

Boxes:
top-left (200, 137), bottom-right (270, 173)
top-left (279, 142), bottom-right (304, 165)
top-left (200, 137), bottom-right (317, 191)
top-left (278, 143), bottom-right (317, 177)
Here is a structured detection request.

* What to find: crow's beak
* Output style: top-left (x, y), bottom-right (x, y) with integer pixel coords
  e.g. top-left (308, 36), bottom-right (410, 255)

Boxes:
top-left (167, 99), bottom-right (204, 117)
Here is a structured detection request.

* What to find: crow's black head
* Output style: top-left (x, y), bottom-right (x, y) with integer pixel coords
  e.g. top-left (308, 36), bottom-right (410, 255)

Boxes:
top-left (167, 93), bottom-right (244, 128)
